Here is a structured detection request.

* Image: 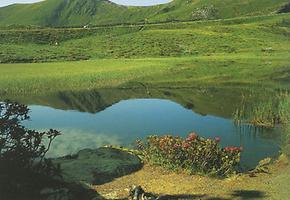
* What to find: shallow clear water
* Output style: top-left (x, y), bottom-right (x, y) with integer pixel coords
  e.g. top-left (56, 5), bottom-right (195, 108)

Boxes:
top-left (24, 98), bottom-right (280, 169)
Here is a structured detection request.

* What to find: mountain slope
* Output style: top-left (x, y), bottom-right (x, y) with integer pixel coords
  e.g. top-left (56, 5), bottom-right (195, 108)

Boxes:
top-left (0, 0), bottom-right (289, 27)
top-left (1, 13), bottom-right (290, 63)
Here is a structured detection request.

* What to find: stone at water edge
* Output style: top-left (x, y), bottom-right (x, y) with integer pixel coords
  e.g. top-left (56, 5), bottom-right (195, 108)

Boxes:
top-left (258, 158), bottom-right (272, 167)
top-left (53, 147), bottom-right (143, 185)
top-left (250, 157), bottom-right (272, 175)
top-left (129, 186), bottom-right (157, 200)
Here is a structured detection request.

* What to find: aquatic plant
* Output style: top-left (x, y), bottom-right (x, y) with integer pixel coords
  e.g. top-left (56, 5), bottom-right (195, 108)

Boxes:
top-left (234, 91), bottom-right (290, 158)
top-left (234, 91), bottom-right (290, 128)
top-left (136, 133), bottom-right (242, 177)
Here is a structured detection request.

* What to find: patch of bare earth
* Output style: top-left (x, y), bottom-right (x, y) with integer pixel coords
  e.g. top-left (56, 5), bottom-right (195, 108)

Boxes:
top-left (94, 155), bottom-right (290, 200)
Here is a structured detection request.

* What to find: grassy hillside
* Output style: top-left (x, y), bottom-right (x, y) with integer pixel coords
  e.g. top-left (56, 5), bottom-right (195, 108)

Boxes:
top-left (1, 13), bottom-right (290, 63)
top-left (0, 1), bottom-right (289, 102)
top-left (0, 0), bottom-right (289, 27)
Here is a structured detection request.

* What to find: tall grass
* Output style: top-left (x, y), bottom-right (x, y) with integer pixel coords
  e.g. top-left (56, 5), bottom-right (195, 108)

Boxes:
top-left (234, 90), bottom-right (290, 158)
top-left (234, 91), bottom-right (290, 128)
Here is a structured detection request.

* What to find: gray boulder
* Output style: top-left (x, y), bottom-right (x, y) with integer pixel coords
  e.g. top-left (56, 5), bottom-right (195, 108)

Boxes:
top-left (53, 147), bottom-right (143, 185)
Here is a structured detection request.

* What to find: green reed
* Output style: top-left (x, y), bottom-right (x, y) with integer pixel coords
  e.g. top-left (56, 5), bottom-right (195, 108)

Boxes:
top-left (234, 91), bottom-right (290, 128)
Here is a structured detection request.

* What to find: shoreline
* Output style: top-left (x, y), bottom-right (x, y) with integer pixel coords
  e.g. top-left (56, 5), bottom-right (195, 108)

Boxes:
top-left (93, 153), bottom-right (289, 199)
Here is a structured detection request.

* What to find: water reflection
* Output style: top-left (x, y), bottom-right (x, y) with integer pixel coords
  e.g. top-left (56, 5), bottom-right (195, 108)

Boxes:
top-left (2, 87), bottom-right (274, 118)
top-left (45, 129), bottom-right (123, 158)
top-left (1, 87), bottom-right (283, 169)
top-left (23, 98), bottom-right (280, 169)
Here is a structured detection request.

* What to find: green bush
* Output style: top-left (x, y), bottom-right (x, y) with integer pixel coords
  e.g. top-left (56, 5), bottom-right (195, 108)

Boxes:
top-left (137, 133), bottom-right (242, 177)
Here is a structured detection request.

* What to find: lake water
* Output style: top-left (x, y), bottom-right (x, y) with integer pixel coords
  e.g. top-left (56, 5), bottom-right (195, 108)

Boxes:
top-left (23, 97), bottom-right (281, 170)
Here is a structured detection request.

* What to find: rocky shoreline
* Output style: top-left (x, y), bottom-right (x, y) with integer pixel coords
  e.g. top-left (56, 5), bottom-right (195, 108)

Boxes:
top-left (38, 147), bottom-right (143, 200)
top-left (53, 147), bottom-right (143, 185)
top-left (37, 147), bottom-right (289, 200)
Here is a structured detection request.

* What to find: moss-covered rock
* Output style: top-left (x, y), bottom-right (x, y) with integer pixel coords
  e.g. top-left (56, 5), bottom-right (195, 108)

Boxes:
top-left (53, 147), bottom-right (142, 185)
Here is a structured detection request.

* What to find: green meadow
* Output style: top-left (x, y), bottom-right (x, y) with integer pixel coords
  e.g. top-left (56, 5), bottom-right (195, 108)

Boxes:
top-left (0, 13), bottom-right (290, 96)
top-left (0, 54), bottom-right (289, 96)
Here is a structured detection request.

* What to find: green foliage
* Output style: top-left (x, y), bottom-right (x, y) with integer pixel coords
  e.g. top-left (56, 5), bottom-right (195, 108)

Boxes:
top-left (137, 133), bottom-right (242, 177)
top-left (0, 101), bottom-right (61, 197)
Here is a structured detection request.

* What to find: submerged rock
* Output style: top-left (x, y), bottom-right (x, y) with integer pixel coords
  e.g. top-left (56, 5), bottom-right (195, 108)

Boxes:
top-left (53, 147), bottom-right (143, 185)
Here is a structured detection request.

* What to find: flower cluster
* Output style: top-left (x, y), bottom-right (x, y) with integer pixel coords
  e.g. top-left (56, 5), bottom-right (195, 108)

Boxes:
top-left (215, 137), bottom-right (221, 143)
top-left (137, 132), bottom-right (242, 177)
top-left (186, 132), bottom-right (197, 142)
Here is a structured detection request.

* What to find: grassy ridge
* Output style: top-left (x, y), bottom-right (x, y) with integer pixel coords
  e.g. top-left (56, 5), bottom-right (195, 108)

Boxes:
top-left (1, 13), bottom-right (290, 63)
top-left (0, 0), bottom-right (289, 27)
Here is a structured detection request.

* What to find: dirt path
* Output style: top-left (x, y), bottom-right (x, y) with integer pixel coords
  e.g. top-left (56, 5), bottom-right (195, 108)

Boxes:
top-left (94, 155), bottom-right (290, 200)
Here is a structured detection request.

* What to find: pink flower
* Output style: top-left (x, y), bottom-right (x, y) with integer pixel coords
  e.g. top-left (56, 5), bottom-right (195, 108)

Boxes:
top-left (173, 144), bottom-right (180, 149)
top-left (224, 147), bottom-right (234, 151)
top-left (183, 143), bottom-right (190, 149)
top-left (224, 146), bottom-right (243, 152)
top-left (215, 137), bottom-right (221, 143)
top-left (224, 147), bottom-right (230, 151)
top-left (186, 132), bottom-right (197, 142)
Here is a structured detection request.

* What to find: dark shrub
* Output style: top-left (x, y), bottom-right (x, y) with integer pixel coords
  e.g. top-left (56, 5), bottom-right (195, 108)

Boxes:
top-left (0, 101), bottom-right (61, 198)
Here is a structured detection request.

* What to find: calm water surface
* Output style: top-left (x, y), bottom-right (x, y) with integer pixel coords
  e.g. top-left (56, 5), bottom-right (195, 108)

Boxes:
top-left (24, 98), bottom-right (280, 169)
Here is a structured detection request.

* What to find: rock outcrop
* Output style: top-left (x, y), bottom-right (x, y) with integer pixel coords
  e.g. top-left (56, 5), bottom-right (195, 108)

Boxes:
top-left (53, 147), bottom-right (143, 185)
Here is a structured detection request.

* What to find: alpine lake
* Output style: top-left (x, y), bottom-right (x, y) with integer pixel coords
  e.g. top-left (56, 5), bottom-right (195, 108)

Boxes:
top-left (2, 86), bottom-right (286, 170)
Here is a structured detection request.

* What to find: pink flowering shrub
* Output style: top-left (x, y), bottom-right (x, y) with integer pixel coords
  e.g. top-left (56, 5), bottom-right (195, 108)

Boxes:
top-left (137, 133), bottom-right (242, 177)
